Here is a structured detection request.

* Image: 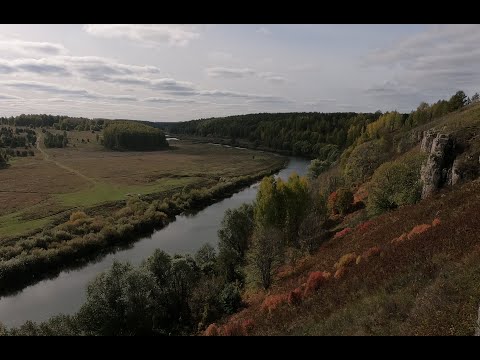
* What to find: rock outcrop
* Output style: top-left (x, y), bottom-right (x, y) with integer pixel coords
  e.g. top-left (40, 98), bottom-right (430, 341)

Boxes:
top-left (420, 130), bottom-right (457, 199)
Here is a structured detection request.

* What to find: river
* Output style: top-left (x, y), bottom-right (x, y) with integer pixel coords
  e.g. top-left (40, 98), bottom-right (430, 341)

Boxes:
top-left (0, 156), bottom-right (310, 327)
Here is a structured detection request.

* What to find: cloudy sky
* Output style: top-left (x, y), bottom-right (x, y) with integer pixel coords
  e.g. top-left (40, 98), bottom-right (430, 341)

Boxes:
top-left (0, 24), bottom-right (478, 122)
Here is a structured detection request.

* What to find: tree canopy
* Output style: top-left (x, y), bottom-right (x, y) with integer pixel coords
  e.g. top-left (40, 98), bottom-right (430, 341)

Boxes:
top-left (103, 121), bottom-right (169, 151)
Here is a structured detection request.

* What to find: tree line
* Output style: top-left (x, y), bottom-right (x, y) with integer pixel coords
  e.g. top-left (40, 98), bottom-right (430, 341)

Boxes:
top-left (0, 114), bottom-right (108, 131)
top-left (103, 121), bottom-right (169, 151)
top-left (169, 112), bottom-right (384, 158)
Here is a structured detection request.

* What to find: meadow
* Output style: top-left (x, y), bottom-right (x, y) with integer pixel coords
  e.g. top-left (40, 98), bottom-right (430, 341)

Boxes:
top-left (0, 129), bottom-right (285, 239)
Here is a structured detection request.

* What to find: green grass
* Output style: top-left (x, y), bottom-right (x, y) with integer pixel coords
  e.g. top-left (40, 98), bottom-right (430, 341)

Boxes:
top-left (55, 177), bottom-right (204, 207)
top-left (0, 211), bottom-right (52, 237)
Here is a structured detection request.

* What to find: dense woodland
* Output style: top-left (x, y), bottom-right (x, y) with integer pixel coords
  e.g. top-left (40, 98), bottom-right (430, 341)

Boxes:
top-left (169, 91), bottom-right (474, 160)
top-left (0, 114), bottom-right (108, 131)
top-left (103, 121), bottom-right (169, 151)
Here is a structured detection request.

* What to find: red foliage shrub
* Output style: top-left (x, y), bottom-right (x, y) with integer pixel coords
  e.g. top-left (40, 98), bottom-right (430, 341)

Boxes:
top-left (304, 271), bottom-right (331, 297)
top-left (242, 319), bottom-right (255, 334)
top-left (204, 323), bottom-right (220, 336)
top-left (334, 253), bottom-right (357, 269)
top-left (362, 246), bottom-right (382, 259)
top-left (391, 232), bottom-right (407, 244)
top-left (356, 220), bottom-right (375, 234)
top-left (222, 321), bottom-right (247, 336)
top-left (288, 287), bottom-right (303, 305)
top-left (261, 294), bottom-right (288, 313)
top-left (407, 224), bottom-right (432, 240)
top-left (432, 218), bottom-right (442, 227)
top-left (333, 227), bottom-right (352, 239)
top-left (334, 267), bottom-right (346, 279)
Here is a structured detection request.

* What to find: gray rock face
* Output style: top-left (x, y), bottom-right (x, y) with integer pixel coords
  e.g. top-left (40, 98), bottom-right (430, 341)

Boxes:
top-left (420, 131), bottom-right (456, 199)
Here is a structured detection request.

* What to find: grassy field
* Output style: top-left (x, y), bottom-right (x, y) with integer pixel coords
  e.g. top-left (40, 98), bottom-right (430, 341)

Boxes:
top-left (0, 130), bottom-right (285, 238)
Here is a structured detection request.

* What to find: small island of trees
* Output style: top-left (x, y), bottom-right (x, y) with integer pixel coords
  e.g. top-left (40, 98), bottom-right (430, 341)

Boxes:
top-left (103, 121), bottom-right (169, 151)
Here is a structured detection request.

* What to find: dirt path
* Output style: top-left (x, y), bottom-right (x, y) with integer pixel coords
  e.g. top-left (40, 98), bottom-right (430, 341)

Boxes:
top-left (36, 132), bottom-right (97, 185)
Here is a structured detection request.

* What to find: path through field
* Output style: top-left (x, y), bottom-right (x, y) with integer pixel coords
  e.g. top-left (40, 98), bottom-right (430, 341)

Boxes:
top-left (36, 132), bottom-right (96, 185)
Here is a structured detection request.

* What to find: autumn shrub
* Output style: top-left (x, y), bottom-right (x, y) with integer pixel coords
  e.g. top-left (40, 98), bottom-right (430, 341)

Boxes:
top-left (204, 323), bottom-right (220, 336)
top-left (356, 220), bottom-right (375, 234)
top-left (222, 320), bottom-right (247, 336)
top-left (261, 294), bottom-right (288, 313)
top-left (432, 218), bottom-right (442, 227)
top-left (304, 271), bottom-right (331, 297)
top-left (288, 287), bottom-right (304, 305)
top-left (407, 224), bottom-right (432, 240)
top-left (333, 227), bottom-right (352, 240)
top-left (242, 319), bottom-right (255, 334)
top-left (334, 267), bottom-right (347, 279)
top-left (391, 233), bottom-right (407, 244)
top-left (362, 246), bottom-right (382, 259)
top-left (70, 211), bottom-right (88, 222)
top-left (334, 253), bottom-right (357, 270)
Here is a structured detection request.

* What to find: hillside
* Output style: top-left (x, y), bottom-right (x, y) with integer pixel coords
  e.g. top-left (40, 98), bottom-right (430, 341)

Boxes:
top-left (203, 99), bottom-right (480, 336)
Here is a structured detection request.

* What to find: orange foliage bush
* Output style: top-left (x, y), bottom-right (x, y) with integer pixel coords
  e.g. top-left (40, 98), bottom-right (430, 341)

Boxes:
top-left (407, 224), bottom-right (432, 240)
top-left (288, 287), bottom-right (303, 305)
top-left (334, 253), bottom-right (357, 269)
top-left (334, 267), bottom-right (346, 279)
top-left (356, 220), bottom-right (375, 234)
top-left (304, 271), bottom-right (331, 297)
top-left (333, 227), bottom-right (352, 239)
top-left (391, 232), bottom-right (407, 244)
top-left (261, 294), bottom-right (288, 313)
top-left (362, 246), bottom-right (382, 259)
top-left (432, 218), bottom-right (442, 227)
top-left (204, 323), bottom-right (220, 336)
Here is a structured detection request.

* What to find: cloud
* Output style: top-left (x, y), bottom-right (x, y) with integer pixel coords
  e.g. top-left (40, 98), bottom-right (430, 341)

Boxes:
top-left (304, 99), bottom-right (336, 106)
top-left (0, 80), bottom-right (138, 102)
top-left (258, 72), bottom-right (287, 83)
top-left (0, 93), bottom-right (22, 100)
top-left (364, 24), bottom-right (480, 97)
top-left (206, 67), bottom-right (256, 78)
top-left (83, 24), bottom-right (200, 47)
top-left (0, 55), bottom-right (162, 81)
top-left (257, 27), bottom-right (271, 36)
top-left (197, 89), bottom-right (290, 103)
top-left (144, 97), bottom-right (207, 104)
top-left (0, 40), bottom-right (67, 57)
top-left (0, 58), bottom-right (71, 75)
top-left (206, 67), bottom-right (287, 83)
top-left (208, 51), bottom-right (233, 61)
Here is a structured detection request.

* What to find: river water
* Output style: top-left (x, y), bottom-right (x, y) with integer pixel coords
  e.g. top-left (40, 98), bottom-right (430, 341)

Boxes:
top-left (0, 156), bottom-right (309, 327)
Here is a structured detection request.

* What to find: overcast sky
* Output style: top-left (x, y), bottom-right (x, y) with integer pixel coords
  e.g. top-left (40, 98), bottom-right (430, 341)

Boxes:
top-left (0, 24), bottom-right (478, 122)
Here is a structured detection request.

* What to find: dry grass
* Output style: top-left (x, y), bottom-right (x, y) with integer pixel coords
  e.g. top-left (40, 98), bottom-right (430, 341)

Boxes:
top-left (0, 136), bottom-right (284, 238)
top-left (217, 179), bottom-right (480, 336)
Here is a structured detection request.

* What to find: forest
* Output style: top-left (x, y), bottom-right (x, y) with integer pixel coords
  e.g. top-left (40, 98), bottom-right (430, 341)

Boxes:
top-left (169, 91), bottom-right (473, 159)
top-left (103, 121), bottom-right (169, 151)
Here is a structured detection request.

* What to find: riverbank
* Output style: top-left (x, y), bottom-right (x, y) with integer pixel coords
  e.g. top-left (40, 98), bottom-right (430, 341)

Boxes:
top-left (0, 156), bottom-right (287, 296)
